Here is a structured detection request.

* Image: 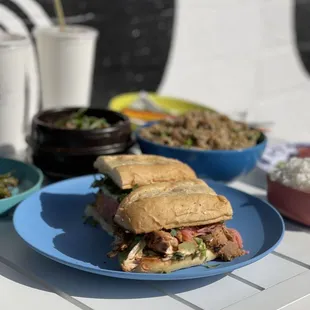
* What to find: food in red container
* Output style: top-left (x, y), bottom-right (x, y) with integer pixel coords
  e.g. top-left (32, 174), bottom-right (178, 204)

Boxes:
top-left (267, 158), bottom-right (310, 226)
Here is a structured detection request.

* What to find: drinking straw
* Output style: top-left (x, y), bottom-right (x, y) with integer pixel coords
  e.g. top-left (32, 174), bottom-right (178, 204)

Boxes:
top-left (53, 0), bottom-right (66, 31)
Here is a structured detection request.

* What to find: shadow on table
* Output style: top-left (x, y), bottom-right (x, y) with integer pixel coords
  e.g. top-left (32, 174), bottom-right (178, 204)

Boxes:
top-left (35, 191), bottom-right (282, 297)
top-left (1, 189), bottom-right (286, 300)
top-left (0, 144), bottom-right (16, 158)
top-left (0, 245), bottom-right (226, 299)
top-left (238, 167), bottom-right (267, 190)
top-left (249, 192), bottom-right (310, 233)
top-left (1, 191), bottom-right (226, 299)
top-left (253, 194), bottom-right (267, 201)
top-left (39, 191), bottom-right (113, 270)
top-left (283, 218), bottom-right (310, 232)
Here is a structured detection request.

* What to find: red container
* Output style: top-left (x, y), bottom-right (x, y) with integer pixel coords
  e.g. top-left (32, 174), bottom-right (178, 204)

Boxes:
top-left (267, 176), bottom-right (310, 226)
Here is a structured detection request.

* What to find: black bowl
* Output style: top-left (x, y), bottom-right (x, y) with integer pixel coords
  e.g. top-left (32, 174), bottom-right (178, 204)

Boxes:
top-left (29, 144), bottom-right (136, 180)
top-left (29, 107), bottom-right (132, 153)
top-left (27, 107), bottom-right (134, 179)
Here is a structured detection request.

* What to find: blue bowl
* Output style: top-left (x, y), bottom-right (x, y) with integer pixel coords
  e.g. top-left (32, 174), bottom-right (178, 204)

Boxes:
top-left (136, 123), bottom-right (267, 182)
top-left (0, 158), bottom-right (44, 215)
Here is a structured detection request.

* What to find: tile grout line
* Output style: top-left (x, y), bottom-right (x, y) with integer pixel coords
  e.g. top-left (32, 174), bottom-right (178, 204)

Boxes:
top-left (148, 283), bottom-right (203, 310)
top-left (267, 270), bottom-right (309, 291)
top-left (1, 253), bottom-right (203, 310)
top-left (272, 251), bottom-right (310, 269)
top-left (0, 256), bottom-right (93, 310)
top-left (220, 290), bottom-right (262, 310)
top-left (149, 270), bottom-right (266, 310)
top-left (277, 293), bottom-right (310, 310)
top-left (228, 273), bottom-right (265, 291)
top-left (222, 271), bottom-right (310, 310)
top-left (4, 249), bottom-right (307, 310)
top-left (228, 249), bottom-right (310, 293)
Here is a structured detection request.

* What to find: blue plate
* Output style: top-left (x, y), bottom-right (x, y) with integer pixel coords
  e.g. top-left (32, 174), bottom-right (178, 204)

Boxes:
top-left (0, 158), bottom-right (44, 215)
top-left (13, 175), bottom-right (285, 280)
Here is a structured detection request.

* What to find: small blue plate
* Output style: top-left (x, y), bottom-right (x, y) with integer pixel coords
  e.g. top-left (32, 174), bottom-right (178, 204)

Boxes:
top-left (0, 158), bottom-right (44, 215)
top-left (13, 175), bottom-right (285, 280)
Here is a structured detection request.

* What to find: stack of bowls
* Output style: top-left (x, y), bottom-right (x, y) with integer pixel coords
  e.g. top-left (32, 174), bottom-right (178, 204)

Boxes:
top-left (27, 107), bottom-right (134, 179)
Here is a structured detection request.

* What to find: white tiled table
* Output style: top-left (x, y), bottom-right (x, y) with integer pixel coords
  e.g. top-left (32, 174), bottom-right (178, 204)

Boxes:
top-left (1, 139), bottom-right (310, 310)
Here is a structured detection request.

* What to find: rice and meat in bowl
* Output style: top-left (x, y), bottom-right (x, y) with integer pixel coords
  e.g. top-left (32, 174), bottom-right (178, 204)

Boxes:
top-left (140, 110), bottom-right (261, 150)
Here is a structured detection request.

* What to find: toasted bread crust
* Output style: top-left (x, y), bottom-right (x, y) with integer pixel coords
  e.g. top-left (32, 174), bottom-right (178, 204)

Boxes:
top-left (114, 179), bottom-right (233, 233)
top-left (122, 250), bottom-right (217, 273)
top-left (93, 155), bottom-right (197, 189)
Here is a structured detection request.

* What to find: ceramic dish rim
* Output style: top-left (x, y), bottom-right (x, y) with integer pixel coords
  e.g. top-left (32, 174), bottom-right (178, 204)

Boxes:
top-left (13, 175), bottom-right (285, 280)
top-left (136, 122), bottom-right (267, 155)
top-left (0, 158), bottom-right (44, 204)
top-left (33, 107), bottom-right (131, 133)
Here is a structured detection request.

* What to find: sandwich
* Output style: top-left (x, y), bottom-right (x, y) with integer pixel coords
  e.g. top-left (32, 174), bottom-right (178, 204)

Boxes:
top-left (85, 154), bottom-right (197, 235)
top-left (107, 179), bottom-right (247, 273)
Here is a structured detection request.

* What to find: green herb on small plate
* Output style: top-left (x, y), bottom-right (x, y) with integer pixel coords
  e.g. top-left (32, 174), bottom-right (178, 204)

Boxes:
top-left (0, 187), bottom-right (11, 199)
top-left (0, 172), bottom-right (19, 199)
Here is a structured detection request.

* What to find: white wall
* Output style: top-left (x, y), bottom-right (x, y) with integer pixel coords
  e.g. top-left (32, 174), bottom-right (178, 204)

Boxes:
top-left (159, 0), bottom-right (310, 142)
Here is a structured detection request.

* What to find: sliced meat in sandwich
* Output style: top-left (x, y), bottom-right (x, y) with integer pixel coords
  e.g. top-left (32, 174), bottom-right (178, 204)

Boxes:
top-left (85, 154), bottom-right (197, 235)
top-left (107, 179), bottom-right (248, 273)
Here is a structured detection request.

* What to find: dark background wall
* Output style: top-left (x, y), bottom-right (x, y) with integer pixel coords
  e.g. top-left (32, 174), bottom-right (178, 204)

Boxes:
top-left (3, 0), bottom-right (310, 108)
top-left (1, 0), bottom-right (175, 107)
top-left (295, 1), bottom-right (310, 76)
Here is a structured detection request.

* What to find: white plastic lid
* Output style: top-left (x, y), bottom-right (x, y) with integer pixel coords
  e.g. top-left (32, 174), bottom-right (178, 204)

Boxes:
top-left (33, 25), bottom-right (99, 40)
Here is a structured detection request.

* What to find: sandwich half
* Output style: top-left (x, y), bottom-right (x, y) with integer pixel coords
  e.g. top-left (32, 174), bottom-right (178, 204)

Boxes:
top-left (85, 154), bottom-right (197, 235)
top-left (107, 179), bottom-right (247, 273)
